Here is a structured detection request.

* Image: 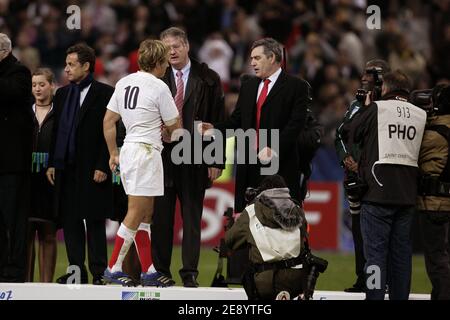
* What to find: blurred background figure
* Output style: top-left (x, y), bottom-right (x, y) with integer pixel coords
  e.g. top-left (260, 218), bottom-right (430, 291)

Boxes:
top-left (389, 34), bottom-right (426, 88)
top-left (199, 33), bottom-right (233, 91)
top-left (98, 55), bottom-right (130, 87)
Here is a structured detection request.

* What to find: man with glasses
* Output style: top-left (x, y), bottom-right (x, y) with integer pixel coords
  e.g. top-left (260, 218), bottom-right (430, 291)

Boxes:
top-left (149, 27), bottom-right (226, 288)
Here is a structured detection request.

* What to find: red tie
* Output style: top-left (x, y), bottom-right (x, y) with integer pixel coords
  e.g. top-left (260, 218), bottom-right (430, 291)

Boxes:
top-left (255, 79), bottom-right (270, 148)
top-left (174, 70), bottom-right (184, 127)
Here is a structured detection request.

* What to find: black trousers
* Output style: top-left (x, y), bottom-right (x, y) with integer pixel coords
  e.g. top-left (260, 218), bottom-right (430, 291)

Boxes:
top-left (61, 218), bottom-right (107, 280)
top-left (59, 167), bottom-right (107, 280)
top-left (152, 165), bottom-right (206, 280)
top-left (0, 173), bottom-right (30, 282)
top-left (351, 213), bottom-right (366, 288)
top-left (419, 211), bottom-right (450, 300)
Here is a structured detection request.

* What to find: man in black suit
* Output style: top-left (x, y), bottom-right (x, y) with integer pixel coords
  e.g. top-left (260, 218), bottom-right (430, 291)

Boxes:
top-left (0, 33), bottom-right (33, 282)
top-left (150, 27), bottom-right (226, 287)
top-left (200, 38), bottom-right (311, 213)
top-left (46, 44), bottom-right (113, 285)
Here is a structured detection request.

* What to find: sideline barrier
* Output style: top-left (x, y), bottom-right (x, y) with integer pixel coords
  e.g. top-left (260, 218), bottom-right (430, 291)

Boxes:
top-left (0, 283), bottom-right (430, 300)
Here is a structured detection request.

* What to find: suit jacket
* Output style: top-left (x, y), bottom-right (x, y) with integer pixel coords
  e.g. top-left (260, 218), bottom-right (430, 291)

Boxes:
top-left (161, 59), bottom-right (226, 189)
top-left (49, 80), bottom-right (114, 219)
top-left (215, 71), bottom-right (311, 212)
top-left (0, 54), bottom-right (33, 174)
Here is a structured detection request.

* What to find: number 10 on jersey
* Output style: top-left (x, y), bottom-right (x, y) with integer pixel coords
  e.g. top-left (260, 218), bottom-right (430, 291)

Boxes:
top-left (124, 86), bottom-right (139, 109)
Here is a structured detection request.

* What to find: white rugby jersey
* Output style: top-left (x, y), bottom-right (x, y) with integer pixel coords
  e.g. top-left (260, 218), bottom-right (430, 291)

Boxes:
top-left (107, 71), bottom-right (179, 149)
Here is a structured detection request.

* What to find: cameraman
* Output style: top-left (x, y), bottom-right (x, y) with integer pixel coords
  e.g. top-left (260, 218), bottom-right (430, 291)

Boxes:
top-left (335, 59), bottom-right (390, 292)
top-left (353, 71), bottom-right (427, 300)
top-left (225, 175), bottom-right (309, 300)
top-left (417, 84), bottom-right (450, 300)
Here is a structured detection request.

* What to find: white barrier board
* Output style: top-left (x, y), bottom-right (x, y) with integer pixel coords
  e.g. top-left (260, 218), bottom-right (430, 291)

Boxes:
top-left (0, 283), bottom-right (430, 300)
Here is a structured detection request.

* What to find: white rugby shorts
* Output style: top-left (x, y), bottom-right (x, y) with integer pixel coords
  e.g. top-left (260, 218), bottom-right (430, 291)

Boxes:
top-left (119, 142), bottom-right (164, 196)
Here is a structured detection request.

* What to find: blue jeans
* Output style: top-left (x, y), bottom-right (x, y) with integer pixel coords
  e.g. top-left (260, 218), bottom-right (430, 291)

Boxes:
top-left (360, 203), bottom-right (414, 300)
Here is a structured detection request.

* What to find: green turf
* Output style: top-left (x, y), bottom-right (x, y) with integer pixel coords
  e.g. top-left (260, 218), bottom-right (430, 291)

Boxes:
top-left (31, 243), bottom-right (431, 294)
top-left (313, 252), bottom-right (431, 293)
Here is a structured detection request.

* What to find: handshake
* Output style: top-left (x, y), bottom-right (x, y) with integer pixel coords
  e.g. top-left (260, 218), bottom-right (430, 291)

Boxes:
top-left (161, 125), bottom-right (184, 143)
top-left (196, 122), bottom-right (278, 163)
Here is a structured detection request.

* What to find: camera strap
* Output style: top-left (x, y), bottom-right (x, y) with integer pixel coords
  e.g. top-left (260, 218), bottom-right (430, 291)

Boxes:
top-left (419, 175), bottom-right (450, 197)
top-left (210, 246), bottom-right (227, 287)
top-left (252, 252), bottom-right (306, 273)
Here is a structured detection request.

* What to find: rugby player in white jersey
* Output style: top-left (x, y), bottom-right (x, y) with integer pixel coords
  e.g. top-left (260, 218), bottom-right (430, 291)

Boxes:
top-left (102, 39), bottom-right (180, 286)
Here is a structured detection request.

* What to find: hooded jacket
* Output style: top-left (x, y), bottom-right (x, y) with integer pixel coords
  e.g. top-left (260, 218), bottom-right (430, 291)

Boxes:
top-left (225, 188), bottom-right (305, 262)
top-left (225, 188), bottom-right (306, 299)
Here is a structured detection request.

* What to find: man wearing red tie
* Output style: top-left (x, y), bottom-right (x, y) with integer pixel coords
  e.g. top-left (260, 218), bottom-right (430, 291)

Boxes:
top-left (200, 38), bottom-right (311, 213)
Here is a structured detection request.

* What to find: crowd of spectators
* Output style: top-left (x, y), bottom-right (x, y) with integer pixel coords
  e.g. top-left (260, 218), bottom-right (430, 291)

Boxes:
top-left (1, 0), bottom-right (449, 146)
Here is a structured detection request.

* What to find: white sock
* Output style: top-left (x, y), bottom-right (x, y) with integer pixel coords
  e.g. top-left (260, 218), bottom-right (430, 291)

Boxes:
top-left (110, 223), bottom-right (137, 273)
top-left (137, 223), bottom-right (151, 235)
top-left (148, 264), bottom-right (156, 274)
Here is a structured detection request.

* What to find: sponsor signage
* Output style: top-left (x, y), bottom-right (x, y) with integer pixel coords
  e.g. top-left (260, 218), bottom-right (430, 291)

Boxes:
top-left (121, 291), bottom-right (161, 300)
top-left (171, 181), bottom-right (340, 250)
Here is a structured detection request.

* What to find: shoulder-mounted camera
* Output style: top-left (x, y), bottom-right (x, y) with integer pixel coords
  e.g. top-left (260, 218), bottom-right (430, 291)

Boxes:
top-left (356, 67), bottom-right (384, 103)
top-left (410, 89), bottom-right (433, 113)
top-left (411, 85), bottom-right (450, 116)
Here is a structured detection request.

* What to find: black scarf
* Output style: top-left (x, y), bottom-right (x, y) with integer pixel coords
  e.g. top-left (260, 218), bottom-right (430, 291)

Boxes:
top-left (53, 73), bottom-right (93, 169)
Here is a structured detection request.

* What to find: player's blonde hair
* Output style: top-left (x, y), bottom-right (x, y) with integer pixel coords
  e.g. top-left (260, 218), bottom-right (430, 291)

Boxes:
top-left (138, 39), bottom-right (168, 73)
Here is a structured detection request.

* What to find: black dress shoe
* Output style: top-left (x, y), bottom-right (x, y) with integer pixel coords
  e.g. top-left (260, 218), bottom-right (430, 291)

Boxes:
top-left (183, 275), bottom-right (199, 288)
top-left (0, 276), bottom-right (24, 283)
top-left (344, 284), bottom-right (365, 293)
top-left (92, 275), bottom-right (105, 285)
top-left (56, 273), bottom-right (88, 284)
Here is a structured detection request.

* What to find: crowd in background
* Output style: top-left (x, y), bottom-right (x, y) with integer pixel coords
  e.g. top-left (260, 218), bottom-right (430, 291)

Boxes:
top-left (1, 0), bottom-right (449, 147)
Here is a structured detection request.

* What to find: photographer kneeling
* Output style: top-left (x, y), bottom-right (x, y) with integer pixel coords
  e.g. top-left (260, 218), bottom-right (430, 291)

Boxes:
top-left (225, 175), bottom-right (326, 300)
top-left (416, 84), bottom-right (450, 300)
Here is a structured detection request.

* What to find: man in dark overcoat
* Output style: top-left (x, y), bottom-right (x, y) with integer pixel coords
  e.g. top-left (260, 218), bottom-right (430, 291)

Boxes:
top-left (0, 33), bottom-right (33, 282)
top-left (47, 44), bottom-right (113, 285)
